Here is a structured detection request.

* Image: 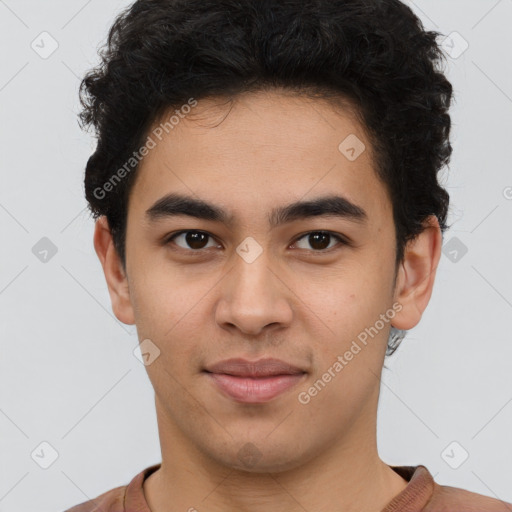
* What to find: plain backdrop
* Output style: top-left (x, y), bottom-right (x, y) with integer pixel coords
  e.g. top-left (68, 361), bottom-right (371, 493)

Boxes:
top-left (1, 1), bottom-right (511, 510)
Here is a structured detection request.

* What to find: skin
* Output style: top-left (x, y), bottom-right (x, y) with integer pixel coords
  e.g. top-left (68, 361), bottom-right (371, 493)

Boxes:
top-left (94, 89), bottom-right (442, 512)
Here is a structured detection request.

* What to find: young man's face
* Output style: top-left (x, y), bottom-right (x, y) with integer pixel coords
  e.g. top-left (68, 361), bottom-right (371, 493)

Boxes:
top-left (96, 90), bottom-right (439, 473)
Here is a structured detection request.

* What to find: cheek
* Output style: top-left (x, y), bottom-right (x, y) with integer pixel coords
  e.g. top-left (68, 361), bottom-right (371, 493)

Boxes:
top-left (128, 250), bottom-right (201, 331)
top-left (298, 269), bottom-right (392, 379)
top-left (297, 266), bottom-right (379, 333)
top-left (129, 270), bottom-right (210, 364)
top-left (129, 276), bottom-right (171, 336)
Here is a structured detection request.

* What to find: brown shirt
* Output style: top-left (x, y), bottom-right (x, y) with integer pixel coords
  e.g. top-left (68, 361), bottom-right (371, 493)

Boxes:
top-left (64, 463), bottom-right (512, 512)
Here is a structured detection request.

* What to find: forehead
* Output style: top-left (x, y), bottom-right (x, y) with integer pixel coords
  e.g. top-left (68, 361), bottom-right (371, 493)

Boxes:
top-left (129, 90), bottom-right (391, 227)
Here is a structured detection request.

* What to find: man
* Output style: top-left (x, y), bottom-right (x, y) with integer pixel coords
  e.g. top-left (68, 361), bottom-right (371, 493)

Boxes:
top-left (66, 0), bottom-right (512, 510)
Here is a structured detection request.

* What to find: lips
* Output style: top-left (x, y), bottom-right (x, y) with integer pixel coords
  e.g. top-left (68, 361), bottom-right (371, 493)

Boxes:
top-left (203, 357), bottom-right (307, 403)
top-left (204, 357), bottom-right (305, 377)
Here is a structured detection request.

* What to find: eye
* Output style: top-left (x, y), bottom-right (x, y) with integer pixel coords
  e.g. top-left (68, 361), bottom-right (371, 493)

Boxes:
top-left (165, 230), bottom-right (220, 251)
top-left (292, 231), bottom-right (347, 252)
top-left (164, 230), bottom-right (348, 253)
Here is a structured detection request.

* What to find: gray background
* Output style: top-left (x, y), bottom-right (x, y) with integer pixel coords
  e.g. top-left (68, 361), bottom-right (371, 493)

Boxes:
top-left (1, 1), bottom-right (511, 510)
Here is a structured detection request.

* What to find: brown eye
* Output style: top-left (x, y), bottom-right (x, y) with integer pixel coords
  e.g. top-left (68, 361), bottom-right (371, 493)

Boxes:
top-left (167, 231), bottom-right (218, 250)
top-left (293, 231), bottom-right (346, 252)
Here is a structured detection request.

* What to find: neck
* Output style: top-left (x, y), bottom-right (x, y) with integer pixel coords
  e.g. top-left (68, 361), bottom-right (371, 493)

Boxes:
top-left (143, 393), bottom-right (408, 512)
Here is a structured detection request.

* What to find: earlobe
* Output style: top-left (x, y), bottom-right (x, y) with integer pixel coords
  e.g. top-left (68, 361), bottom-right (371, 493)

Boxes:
top-left (391, 215), bottom-right (442, 331)
top-left (93, 216), bottom-right (135, 325)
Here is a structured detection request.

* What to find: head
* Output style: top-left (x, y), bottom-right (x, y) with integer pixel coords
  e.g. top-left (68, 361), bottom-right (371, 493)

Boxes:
top-left (83, 0), bottom-right (452, 472)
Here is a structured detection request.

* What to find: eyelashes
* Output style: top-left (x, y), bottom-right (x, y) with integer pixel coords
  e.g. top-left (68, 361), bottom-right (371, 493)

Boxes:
top-left (164, 230), bottom-right (349, 254)
top-left (292, 231), bottom-right (348, 251)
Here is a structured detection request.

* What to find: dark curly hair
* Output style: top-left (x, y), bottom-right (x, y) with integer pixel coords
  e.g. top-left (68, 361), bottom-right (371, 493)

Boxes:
top-left (79, 0), bottom-right (453, 356)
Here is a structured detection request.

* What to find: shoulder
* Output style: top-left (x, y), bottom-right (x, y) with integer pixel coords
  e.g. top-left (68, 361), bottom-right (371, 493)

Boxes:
top-left (62, 463), bottom-right (161, 512)
top-left (63, 484), bottom-right (126, 512)
top-left (425, 481), bottom-right (512, 511)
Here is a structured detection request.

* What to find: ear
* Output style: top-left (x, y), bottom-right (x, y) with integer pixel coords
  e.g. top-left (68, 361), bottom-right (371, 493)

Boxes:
top-left (391, 215), bottom-right (442, 330)
top-left (93, 216), bottom-right (135, 325)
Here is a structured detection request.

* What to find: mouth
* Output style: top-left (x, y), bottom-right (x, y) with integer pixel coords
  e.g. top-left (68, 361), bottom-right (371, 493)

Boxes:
top-left (203, 357), bottom-right (307, 403)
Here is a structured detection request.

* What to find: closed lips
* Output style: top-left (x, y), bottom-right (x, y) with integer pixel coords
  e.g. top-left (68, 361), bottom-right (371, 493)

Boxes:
top-left (204, 358), bottom-right (306, 378)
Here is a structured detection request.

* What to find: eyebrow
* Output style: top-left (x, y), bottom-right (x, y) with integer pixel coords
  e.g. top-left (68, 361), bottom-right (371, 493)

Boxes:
top-left (145, 192), bottom-right (368, 227)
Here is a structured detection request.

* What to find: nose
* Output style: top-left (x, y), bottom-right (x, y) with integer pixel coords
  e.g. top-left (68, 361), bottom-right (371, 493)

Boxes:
top-left (215, 246), bottom-right (294, 337)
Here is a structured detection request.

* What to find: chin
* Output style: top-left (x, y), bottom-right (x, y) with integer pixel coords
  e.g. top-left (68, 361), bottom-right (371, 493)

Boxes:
top-left (205, 438), bottom-right (315, 474)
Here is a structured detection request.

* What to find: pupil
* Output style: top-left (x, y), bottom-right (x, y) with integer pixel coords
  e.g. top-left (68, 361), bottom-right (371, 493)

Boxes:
top-left (186, 232), bottom-right (207, 249)
top-left (310, 232), bottom-right (329, 250)
top-left (183, 232), bottom-right (331, 250)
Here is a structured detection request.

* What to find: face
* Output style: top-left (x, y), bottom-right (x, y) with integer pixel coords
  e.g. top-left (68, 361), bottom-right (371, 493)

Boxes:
top-left (96, 89), bottom-right (439, 473)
